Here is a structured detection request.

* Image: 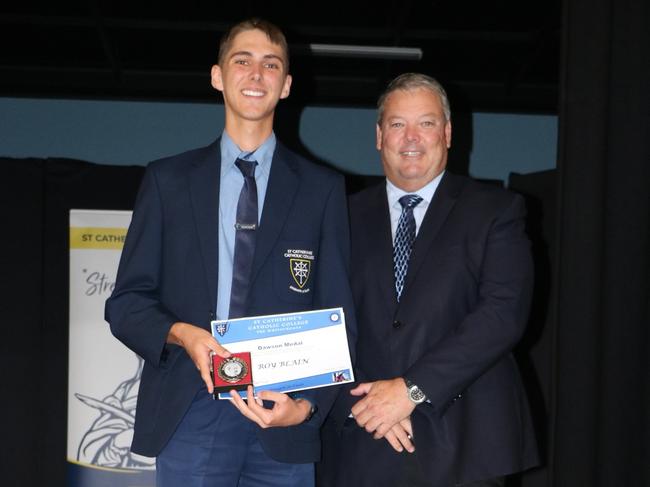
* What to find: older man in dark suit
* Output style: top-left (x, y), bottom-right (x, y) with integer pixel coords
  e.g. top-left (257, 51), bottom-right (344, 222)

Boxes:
top-left (324, 73), bottom-right (538, 487)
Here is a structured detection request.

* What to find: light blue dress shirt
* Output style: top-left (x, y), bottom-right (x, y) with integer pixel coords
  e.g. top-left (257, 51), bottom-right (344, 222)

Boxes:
top-left (386, 171), bottom-right (445, 242)
top-left (216, 130), bottom-right (275, 320)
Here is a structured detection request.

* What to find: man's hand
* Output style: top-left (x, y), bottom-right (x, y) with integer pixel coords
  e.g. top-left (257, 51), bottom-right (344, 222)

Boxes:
top-left (350, 378), bottom-right (415, 439)
top-left (229, 386), bottom-right (312, 428)
top-left (167, 322), bottom-right (230, 393)
top-left (383, 417), bottom-right (415, 453)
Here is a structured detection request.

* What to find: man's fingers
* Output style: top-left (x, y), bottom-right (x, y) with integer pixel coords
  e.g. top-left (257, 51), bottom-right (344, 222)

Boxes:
top-left (350, 383), bottom-right (372, 396)
top-left (242, 387), bottom-right (274, 425)
top-left (209, 340), bottom-right (231, 358)
top-left (229, 389), bottom-right (266, 428)
top-left (350, 395), bottom-right (370, 418)
top-left (353, 409), bottom-right (369, 428)
top-left (393, 424), bottom-right (415, 453)
top-left (257, 389), bottom-right (286, 403)
top-left (400, 417), bottom-right (413, 438)
top-left (355, 408), bottom-right (385, 429)
top-left (372, 425), bottom-right (390, 440)
top-left (382, 422), bottom-right (415, 453)
top-left (364, 417), bottom-right (382, 435)
top-left (370, 419), bottom-right (393, 439)
top-left (401, 435), bottom-right (415, 453)
top-left (243, 387), bottom-right (267, 413)
top-left (199, 364), bottom-right (214, 394)
top-left (383, 430), bottom-right (404, 453)
top-left (373, 422), bottom-right (390, 439)
top-left (229, 389), bottom-right (248, 410)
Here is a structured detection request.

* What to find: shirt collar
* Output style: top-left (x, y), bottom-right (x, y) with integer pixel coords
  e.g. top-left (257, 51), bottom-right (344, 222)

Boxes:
top-left (386, 170), bottom-right (445, 210)
top-left (220, 130), bottom-right (276, 177)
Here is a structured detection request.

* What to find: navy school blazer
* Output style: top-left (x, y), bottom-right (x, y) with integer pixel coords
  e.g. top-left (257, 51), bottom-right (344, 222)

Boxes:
top-left (105, 139), bottom-right (356, 462)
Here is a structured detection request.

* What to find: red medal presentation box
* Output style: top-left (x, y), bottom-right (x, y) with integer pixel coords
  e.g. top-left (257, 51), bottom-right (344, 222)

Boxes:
top-left (212, 351), bottom-right (253, 396)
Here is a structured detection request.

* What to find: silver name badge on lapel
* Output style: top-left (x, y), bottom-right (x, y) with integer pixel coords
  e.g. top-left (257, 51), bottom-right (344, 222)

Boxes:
top-left (284, 248), bottom-right (314, 294)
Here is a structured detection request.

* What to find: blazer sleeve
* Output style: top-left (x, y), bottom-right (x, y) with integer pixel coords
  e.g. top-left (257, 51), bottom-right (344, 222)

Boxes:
top-left (405, 193), bottom-right (534, 414)
top-left (104, 164), bottom-right (180, 368)
top-left (293, 174), bottom-right (358, 425)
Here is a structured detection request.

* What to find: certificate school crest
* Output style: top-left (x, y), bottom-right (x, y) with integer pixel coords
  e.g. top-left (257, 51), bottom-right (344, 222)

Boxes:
top-left (284, 248), bottom-right (315, 294)
top-left (214, 321), bottom-right (230, 337)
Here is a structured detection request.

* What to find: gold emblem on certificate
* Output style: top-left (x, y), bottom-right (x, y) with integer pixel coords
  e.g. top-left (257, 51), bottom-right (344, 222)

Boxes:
top-left (212, 351), bottom-right (253, 396)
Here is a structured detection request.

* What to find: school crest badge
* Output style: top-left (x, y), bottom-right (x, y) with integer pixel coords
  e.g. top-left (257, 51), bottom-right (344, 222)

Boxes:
top-left (290, 258), bottom-right (311, 289)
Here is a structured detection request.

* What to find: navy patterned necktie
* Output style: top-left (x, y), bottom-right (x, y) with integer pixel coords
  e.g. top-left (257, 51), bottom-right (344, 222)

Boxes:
top-left (229, 158), bottom-right (258, 318)
top-left (393, 194), bottom-right (423, 301)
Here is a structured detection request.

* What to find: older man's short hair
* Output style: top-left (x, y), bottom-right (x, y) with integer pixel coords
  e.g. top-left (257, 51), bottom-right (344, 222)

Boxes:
top-left (377, 73), bottom-right (451, 124)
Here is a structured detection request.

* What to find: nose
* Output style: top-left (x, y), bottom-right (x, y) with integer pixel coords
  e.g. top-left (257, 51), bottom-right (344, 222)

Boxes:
top-left (250, 62), bottom-right (262, 81)
top-left (404, 126), bottom-right (420, 142)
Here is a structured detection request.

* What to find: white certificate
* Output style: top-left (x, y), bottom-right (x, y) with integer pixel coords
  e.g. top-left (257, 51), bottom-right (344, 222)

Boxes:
top-left (211, 307), bottom-right (354, 399)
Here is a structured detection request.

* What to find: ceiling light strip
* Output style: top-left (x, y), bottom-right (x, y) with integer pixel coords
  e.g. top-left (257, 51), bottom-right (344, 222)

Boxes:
top-left (308, 44), bottom-right (422, 60)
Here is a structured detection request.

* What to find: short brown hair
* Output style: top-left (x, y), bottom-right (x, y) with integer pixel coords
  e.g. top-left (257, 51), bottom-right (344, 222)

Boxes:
top-left (377, 73), bottom-right (451, 124)
top-left (218, 18), bottom-right (290, 73)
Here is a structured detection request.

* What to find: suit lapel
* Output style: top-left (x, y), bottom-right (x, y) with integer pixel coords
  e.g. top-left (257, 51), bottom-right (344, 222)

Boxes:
top-left (250, 143), bottom-right (299, 284)
top-left (401, 172), bottom-right (464, 297)
top-left (189, 139), bottom-right (221, 310)
top-left (361, 184), bottom-right (398, 310)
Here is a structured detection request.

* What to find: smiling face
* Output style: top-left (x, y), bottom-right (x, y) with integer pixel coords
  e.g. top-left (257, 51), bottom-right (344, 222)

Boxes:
top-left (211, 28), bottom-right (292, 131)
top-left (376, 87), bottom-right (452, 192)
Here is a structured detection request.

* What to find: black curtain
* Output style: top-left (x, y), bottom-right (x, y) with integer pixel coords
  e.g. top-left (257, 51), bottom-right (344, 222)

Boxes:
top-left (0, 158), bottom-right (144, 486)
top-left (509, 169), bottom-right (556, 487)
top-left (550, 0), bottom-right (650, 485)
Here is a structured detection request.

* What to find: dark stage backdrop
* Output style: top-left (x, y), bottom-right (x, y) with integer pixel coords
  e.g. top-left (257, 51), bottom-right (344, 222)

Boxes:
top-left (0, 158), bottom-right (145, 486)
top-left (549, 0), bottom-right (650, 485)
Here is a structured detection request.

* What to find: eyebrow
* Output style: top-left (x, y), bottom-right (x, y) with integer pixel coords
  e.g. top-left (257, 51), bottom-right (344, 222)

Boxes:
top-left (386, 113), bottom-right (442, 120)
top-left (229, 51), bottom-right (285, 65)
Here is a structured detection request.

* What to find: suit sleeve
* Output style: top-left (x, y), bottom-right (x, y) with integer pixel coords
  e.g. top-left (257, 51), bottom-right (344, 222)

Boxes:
top-left (105, 165), bottom-right (179, 368)
top-left (406, 193), bottom-right (534, 414)
top-left (295, 174), bottom-right (358, 425)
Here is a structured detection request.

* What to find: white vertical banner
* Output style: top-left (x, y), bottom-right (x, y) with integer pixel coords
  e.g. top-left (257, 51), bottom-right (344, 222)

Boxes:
top-left (68, 210), bottom-right (155, 486)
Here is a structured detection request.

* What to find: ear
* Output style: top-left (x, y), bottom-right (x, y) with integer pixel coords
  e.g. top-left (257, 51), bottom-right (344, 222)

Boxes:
top-left (444, 120), bottom-right (452, 149)
top-left (211, 65), bottom-right (224, 92)
top-left (376, 123), bottom-right (383, 151)
top-left (279, 74), bottom-right (292, 99)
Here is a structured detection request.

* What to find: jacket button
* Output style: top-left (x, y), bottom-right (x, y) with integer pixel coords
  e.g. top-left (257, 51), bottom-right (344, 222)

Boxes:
top-left (392, 320), bottom-right (402, 329)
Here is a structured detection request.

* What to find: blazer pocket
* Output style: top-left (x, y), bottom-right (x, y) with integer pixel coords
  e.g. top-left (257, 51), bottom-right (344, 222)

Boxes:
top-left (159, 343), bottom-right (183, 370)
top-left (273, 240), bottom-right (318, 304)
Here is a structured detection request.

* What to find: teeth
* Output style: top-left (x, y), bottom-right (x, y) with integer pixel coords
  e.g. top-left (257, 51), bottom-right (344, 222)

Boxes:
top-left (242, 90), bottom-right (264, 97)
top-left (401, 151), bottom-right (421, 156)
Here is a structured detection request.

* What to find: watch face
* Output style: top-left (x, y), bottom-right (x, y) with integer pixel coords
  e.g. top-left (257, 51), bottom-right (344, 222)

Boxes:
top-left (217, 357), bottom-right (248, 383)
top-left (409, 386), bottom-right (426, 403)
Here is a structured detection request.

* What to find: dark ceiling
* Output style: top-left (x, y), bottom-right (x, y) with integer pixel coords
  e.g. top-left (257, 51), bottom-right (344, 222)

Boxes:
top-left (0, 1), bottom-right (561, 113)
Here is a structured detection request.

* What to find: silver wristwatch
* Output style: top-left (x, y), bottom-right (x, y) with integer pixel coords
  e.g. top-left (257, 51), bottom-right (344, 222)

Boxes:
top-left (405, 379), bottom-right (427, 405)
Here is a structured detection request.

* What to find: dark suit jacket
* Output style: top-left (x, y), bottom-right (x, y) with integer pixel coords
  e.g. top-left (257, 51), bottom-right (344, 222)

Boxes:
top-left (330, 172), bottom-right (538, 486)
top-left (105, 139), bottom-right (355, 463)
